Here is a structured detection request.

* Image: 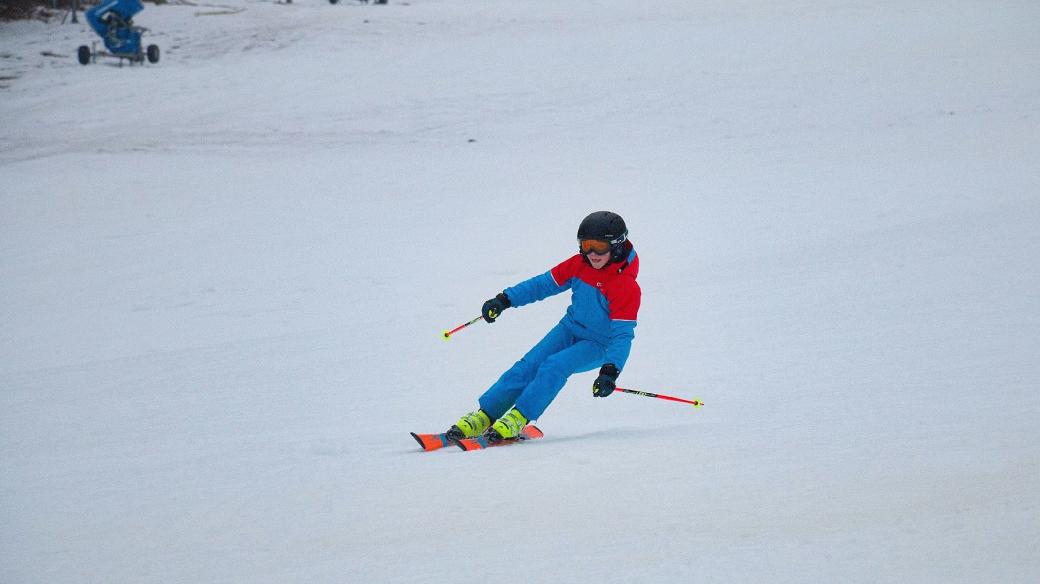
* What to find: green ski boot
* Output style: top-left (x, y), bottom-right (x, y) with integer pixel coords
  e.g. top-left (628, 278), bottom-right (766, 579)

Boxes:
top-left (487, 408), bottom-right (529, 442)
top-left (446, 409), bottom-right (491, 441)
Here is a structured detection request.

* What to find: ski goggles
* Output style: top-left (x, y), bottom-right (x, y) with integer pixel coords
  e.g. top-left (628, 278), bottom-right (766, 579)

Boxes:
top-left (579, 239), bottom-right (612, 255)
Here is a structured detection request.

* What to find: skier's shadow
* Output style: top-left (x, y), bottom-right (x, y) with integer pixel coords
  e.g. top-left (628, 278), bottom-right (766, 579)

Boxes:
top-left (542, 423), bottom-right (696, 445)
top-left (536, 426), bottom-right (644, 444)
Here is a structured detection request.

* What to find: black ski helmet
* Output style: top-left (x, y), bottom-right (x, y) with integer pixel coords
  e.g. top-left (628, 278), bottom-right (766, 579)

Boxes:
top-left (577, 211), bottom-right (629, 262)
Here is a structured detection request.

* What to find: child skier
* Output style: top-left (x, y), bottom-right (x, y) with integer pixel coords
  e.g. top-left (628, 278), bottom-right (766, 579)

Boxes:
top-left (447, 211), bottom-right (641, 442)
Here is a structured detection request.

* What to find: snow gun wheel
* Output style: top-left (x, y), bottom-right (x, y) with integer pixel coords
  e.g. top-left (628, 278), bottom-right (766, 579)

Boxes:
top-left (77, 45), bottom-right (91, 65)
top-left (146, 44), bottom-right (160, 64)
top-left (328, 0), bottom-right (338, 4)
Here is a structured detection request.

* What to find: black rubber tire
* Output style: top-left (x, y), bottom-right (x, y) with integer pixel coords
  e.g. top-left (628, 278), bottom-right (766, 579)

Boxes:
top-left (78, 45), bottom-right (91, 65)
top-left (146, 44), bottom-right (160, 64)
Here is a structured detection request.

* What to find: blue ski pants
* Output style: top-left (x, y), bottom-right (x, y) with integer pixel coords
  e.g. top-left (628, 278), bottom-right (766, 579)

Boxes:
top-left (479, 322), bottom-right (605, 421)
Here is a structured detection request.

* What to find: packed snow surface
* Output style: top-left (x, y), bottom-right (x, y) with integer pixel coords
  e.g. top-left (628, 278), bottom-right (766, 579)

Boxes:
top-left (2, 1), bottom-right (1039, 582)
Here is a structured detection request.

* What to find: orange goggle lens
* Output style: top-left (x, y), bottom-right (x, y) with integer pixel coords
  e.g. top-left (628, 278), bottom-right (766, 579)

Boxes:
top-left (579, 239), bottom-right (611, 255)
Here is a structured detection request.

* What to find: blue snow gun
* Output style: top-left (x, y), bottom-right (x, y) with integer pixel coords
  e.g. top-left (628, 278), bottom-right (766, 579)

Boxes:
top-left (78, 0), bottom-right (159, 66)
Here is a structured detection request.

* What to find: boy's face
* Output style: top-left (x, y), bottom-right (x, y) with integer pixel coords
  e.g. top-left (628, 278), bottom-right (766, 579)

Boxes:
top-left (586, 249), bottom-right (611, 269)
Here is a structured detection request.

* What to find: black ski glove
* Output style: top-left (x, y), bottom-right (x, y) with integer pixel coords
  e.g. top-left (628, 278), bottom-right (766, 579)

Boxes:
top-left (481, 293), bottom-right (511, 323)
top-left (592, 363), bottom-right (620, 397)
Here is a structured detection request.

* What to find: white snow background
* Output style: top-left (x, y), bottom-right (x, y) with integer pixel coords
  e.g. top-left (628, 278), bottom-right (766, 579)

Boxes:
top-left (2, 1), bottom-right (1039, 582)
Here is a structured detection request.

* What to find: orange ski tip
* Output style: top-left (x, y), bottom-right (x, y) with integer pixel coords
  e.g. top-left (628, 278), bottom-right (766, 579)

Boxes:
top-left (411, 432), bottom-right (445, 451)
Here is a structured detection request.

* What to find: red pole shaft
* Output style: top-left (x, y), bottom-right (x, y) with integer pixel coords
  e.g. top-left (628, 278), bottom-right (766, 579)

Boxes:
top-left (615, 387), bottom-right (704, 407)
top-left (443, 315), bottom-right (484, 339)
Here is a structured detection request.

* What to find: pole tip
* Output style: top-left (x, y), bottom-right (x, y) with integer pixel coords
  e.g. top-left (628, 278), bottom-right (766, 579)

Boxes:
top-left (442, 330), bottom-right (452, 340)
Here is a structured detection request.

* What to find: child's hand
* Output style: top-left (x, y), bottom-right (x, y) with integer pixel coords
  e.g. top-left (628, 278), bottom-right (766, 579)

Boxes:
top-left (481, 293), bottom-right (511, 323)
top-left (592, 364), bottom-right (619, 397)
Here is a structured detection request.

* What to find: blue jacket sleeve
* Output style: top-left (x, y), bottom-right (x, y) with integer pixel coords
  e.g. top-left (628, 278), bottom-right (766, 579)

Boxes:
top-left (605, 320), bottom-right (636, 370)
top-left (503, 271), bottom-right (570, 308)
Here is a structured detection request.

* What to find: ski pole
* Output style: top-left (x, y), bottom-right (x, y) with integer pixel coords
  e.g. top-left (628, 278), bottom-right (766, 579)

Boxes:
top-left (442, 315), bottom-right (484, 340)
top-left (615, 387), bottom-right (704, 408)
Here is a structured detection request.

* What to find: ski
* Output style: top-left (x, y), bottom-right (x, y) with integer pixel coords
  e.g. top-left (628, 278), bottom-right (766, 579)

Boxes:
top-left (411, 425), bottom-right (544, 452)
top-left (455, 425), bottom-right (544, 451)
top-left (410, 431), bottom-right (455, 452)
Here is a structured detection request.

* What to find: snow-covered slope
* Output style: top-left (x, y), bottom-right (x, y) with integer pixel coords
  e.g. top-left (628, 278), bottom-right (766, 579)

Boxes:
top-left (2, 1), bottom-right (1038, 582)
